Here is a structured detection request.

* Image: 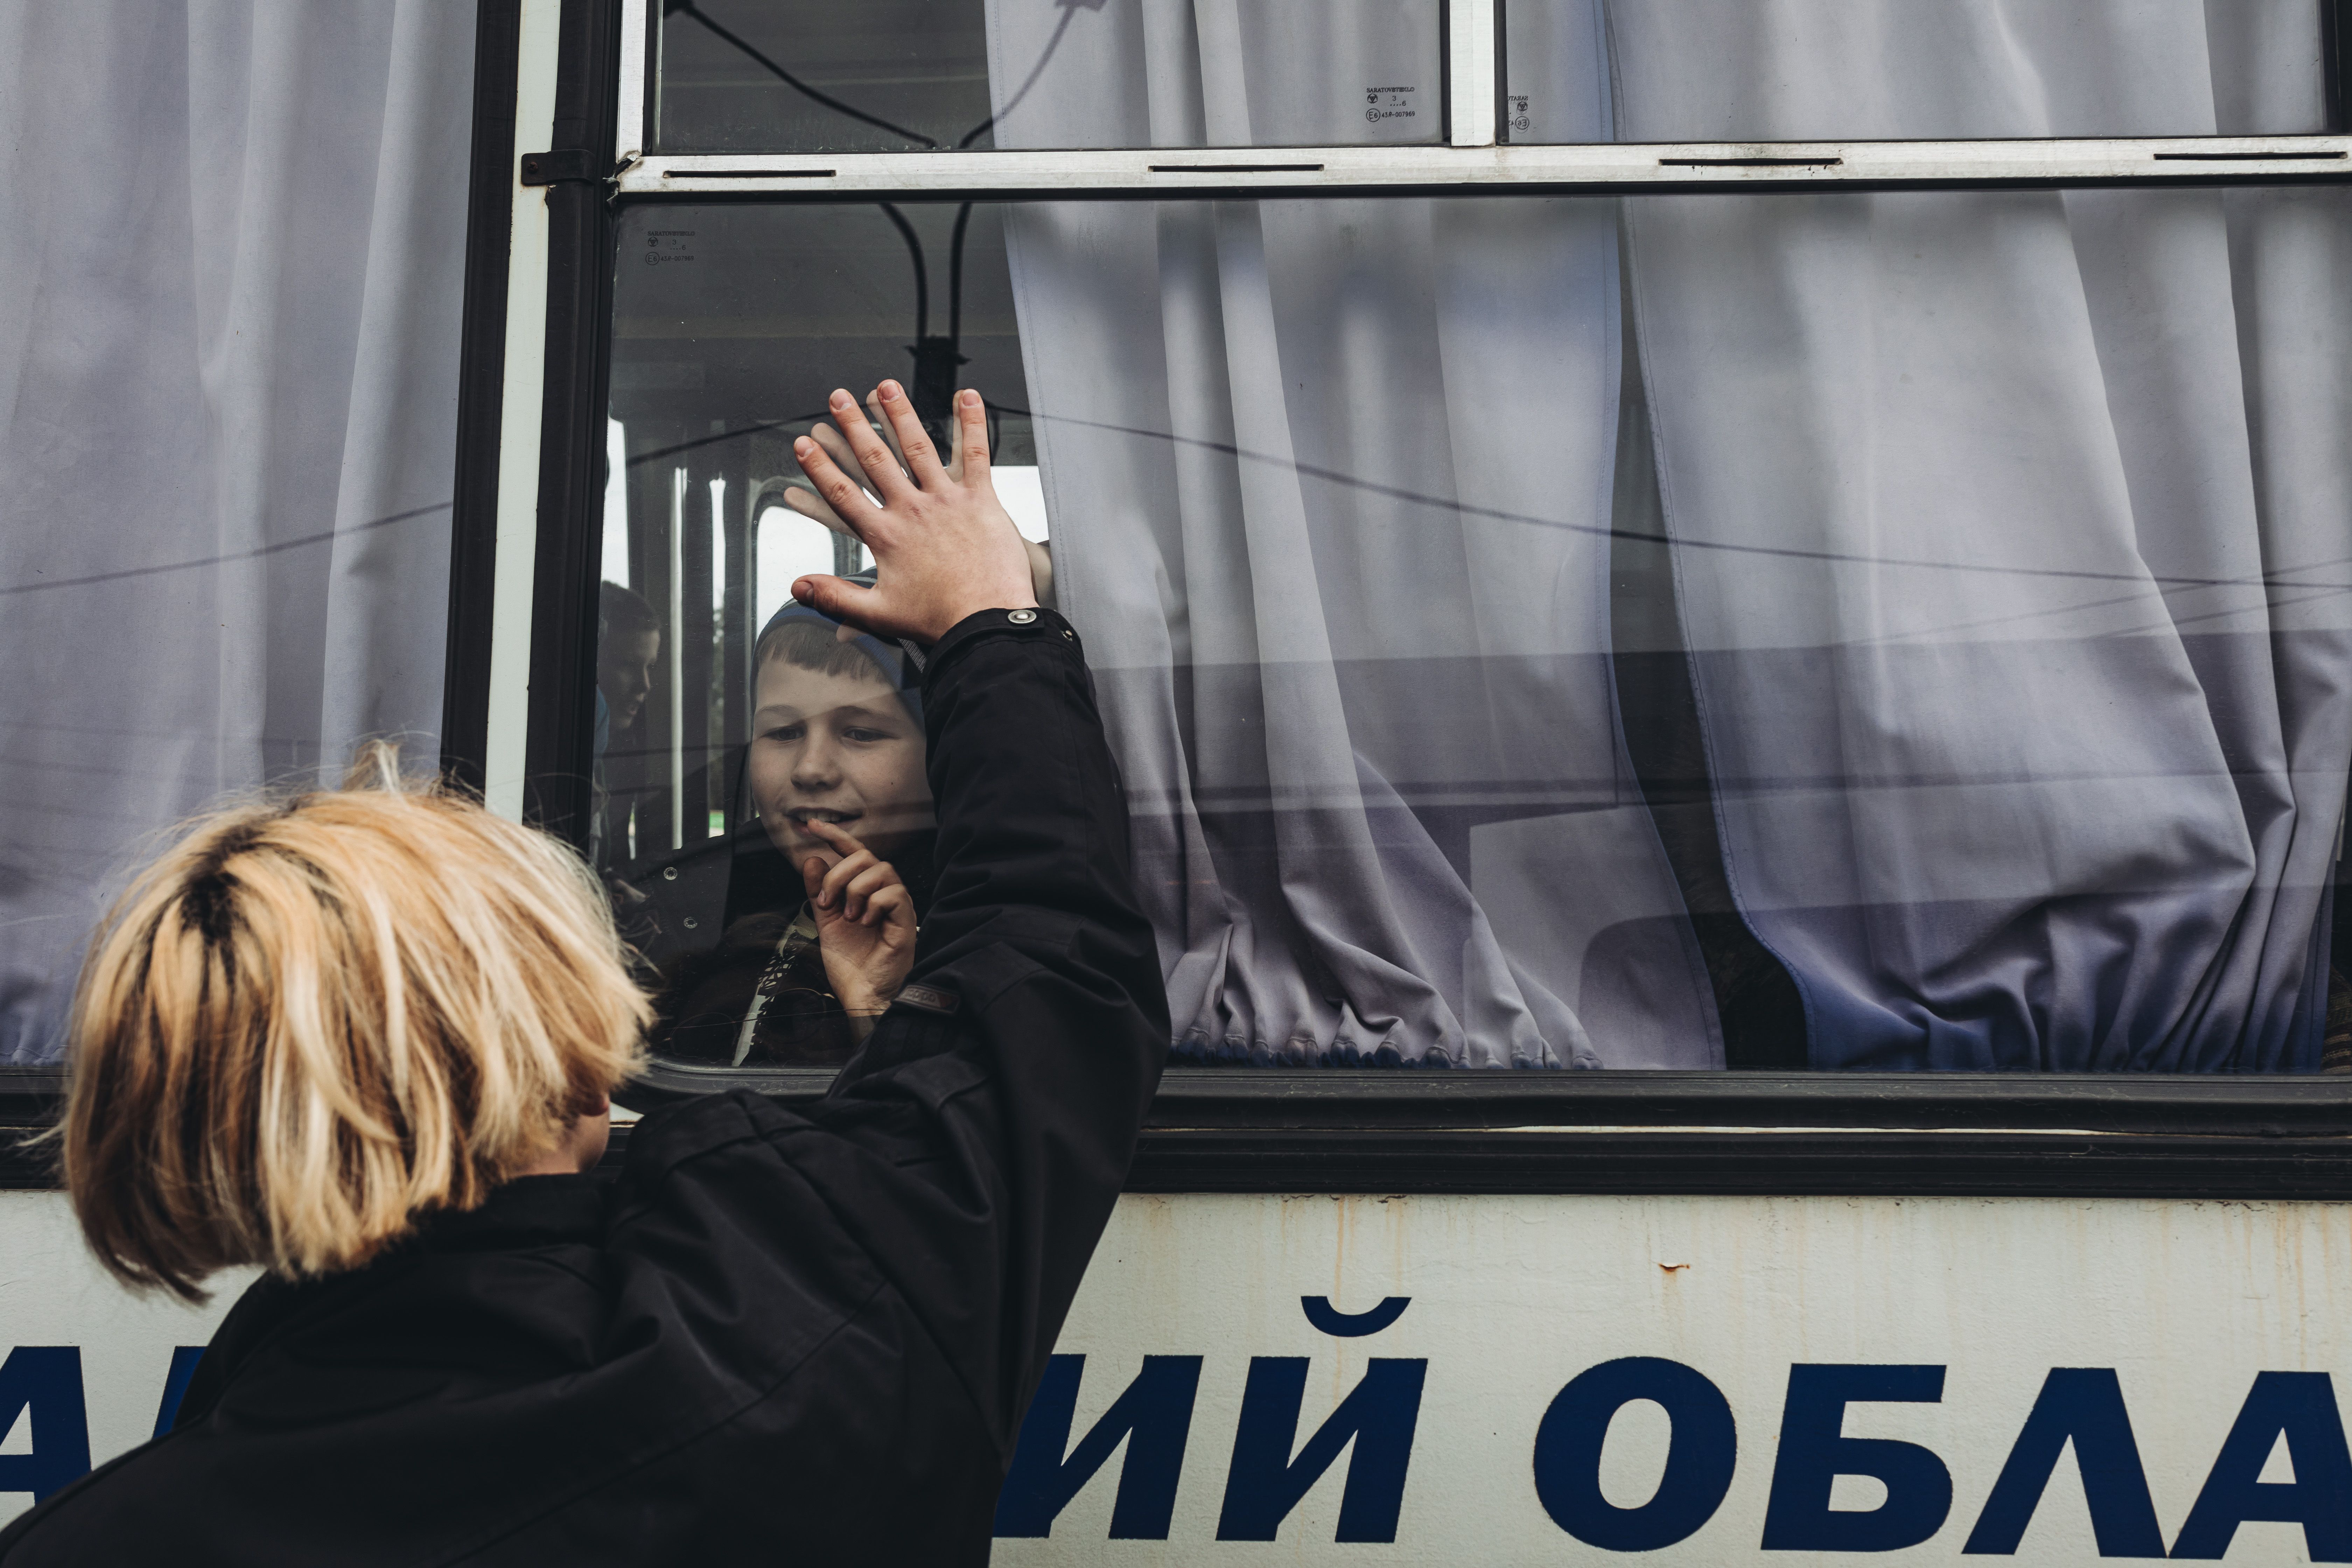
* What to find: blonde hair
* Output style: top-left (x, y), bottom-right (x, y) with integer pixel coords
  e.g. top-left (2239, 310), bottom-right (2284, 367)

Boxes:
top-left (61, 748), bottom-right (650, 1301)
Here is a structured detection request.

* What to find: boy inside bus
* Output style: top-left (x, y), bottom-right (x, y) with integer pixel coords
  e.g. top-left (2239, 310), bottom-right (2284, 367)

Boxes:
top-left (645, 398), bottom-right (1051, 1070)
top-left (653, 602), bottom-right (932, 1066)
top-left (590, 581), bottom-right (659, 872)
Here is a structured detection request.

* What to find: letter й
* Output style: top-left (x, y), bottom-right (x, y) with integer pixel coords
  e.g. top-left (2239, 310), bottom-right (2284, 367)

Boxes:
top-left (1217, 1357), bottom-right (1428, 1543)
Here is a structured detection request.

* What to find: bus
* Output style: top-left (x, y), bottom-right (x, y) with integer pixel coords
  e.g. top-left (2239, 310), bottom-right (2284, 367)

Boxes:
top-left (7, 0), bottom-right (2352, 1559)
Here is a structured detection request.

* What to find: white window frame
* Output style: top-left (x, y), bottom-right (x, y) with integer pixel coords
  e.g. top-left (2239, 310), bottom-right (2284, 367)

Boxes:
top-left (612, 0), bottom-right (2350, 197)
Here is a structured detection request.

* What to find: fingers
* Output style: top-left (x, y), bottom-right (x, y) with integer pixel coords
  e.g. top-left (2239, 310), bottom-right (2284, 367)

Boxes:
top-left (953, 388), bottom-right (992, 486)
top-left (861, 882), bottom-right (913, 930)
top-left (826, 388), bottom-right (916, 506)
top-left (800, 854), bottom-right (833, 901)
top-left (864, 391), bottom-right (906, 474)
top-left (800, 819), bottom-right (907, 919)
top-left (816, 849), bottom-right (878, 914)
top-left (793, 574), bottom-right (916, 642)
top-left (790, 573), bottom-right (892, 635)
top-left (793, 426), bottom-right (883, 538)
top-left (799, 815), bottom-right (864, 857)
top-left (802, 822), bottom-right (907, 923)
top-left (808, 424), bottom-right (879, 501)
top-left (779, 483), bottom-right (860, 540)
top-left (872, 380), bottom-right (949, 489)
top-left (837, 862), bottom-right (905, 923)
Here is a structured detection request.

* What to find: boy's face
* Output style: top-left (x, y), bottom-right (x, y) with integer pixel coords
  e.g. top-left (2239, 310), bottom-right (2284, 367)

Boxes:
top-left (748, 656), bottom-right (932, 867)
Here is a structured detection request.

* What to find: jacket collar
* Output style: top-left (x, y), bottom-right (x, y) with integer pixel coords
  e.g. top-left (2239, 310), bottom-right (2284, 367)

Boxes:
top-left (410, 1173), bottom-right (608, 1252)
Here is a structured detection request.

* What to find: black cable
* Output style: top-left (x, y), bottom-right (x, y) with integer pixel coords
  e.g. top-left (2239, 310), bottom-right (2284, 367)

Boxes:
top-left (876, 203), bottom-right (929, 343)
top-left (947, 202), bottom-right (974, 345)
top-left (672, 0), bottom-right (938, 148)
top-left (665, 2), bottom-right (1090, 433)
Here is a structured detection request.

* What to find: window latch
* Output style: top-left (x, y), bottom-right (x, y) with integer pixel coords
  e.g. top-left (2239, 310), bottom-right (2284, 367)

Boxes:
top-left (519, 149), bottom-right (599, 187)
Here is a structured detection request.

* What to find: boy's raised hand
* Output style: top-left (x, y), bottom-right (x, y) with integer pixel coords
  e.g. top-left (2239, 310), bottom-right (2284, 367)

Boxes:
top-left (783, 382), bottom-right (1037, 645)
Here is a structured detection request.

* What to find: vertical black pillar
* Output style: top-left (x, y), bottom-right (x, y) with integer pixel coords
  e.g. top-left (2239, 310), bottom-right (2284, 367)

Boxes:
top-left (521, 0), bottom-right (622, 844)
top-left (2328, 0), bottom-right (2351, 132)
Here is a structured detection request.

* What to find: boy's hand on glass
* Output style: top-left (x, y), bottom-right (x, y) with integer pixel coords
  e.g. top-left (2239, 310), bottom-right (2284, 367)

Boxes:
top-left (782, 382), bottom-right (1038, 644)
top-left (797, 817), bottom-right (917, 1017)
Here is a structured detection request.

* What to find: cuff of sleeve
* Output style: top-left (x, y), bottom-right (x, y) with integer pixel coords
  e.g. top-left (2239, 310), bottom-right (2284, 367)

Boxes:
top-left (924, 606), bottom-right (1082, 682)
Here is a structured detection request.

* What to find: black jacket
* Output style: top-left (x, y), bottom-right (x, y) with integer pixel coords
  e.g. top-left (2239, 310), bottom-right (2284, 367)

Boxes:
top-left (0, 607), bottom-right (1170, 1566)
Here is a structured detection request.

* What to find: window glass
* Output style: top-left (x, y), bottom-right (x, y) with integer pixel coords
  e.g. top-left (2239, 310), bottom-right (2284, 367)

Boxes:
top-left (603, 187), bottom-right (2352, 1079)
top-left (647, 0), bottom-right (1446, 153)
top-left (1504, 0), bottom-right (2331, 144)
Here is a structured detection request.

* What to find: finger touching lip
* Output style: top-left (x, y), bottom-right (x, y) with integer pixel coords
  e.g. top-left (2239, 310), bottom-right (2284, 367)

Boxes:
top-left (789, 812), bottom-right (866, 851)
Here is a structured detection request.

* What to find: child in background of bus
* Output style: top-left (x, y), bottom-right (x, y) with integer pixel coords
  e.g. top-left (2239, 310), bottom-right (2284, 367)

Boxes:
top-left (0, 381), bottom-right (1167, 1566)
top-left (653, 602), bottom-right (932, 1066)
top-left (589, 581), bottom-right (659, 870)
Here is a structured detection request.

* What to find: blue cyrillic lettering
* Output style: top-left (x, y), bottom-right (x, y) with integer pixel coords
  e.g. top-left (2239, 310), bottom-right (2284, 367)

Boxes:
top-left (1761, 1364), bottom-right (1951, 1552)
top-left (993, 1355), bottom-right (1202, 1539)
top-left (1532, 1356), bottom-right (1737, 1550)
top-left (0, 1348), bottom-right (90, 1503)
top-left (1216, 1357), bottom-right (1428, 1542)
top-left (1960, 1367), bottom-right (2162, 1557)
top-left (1300, 1296), bottom-right (1410, 1337)
top-left (2171, 1371), bottom-right (2352, 1561)
top-left (152, 1346), bottom-right (207, 1440)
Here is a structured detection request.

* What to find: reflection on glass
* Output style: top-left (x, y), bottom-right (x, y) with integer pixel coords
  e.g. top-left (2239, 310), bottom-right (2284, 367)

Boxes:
top-left (653, 0), bottom-right (993, 153)
top-left (756, 505), bottom-right (856, 632)
top-left (603, 189), bottom-right (2352, 1077)
top-left (592, 581), bottom-right (660, 875)
top-left (1503, 0), bottom-right (2330, 144)
top-left (648, 0), bottom-right (1445, 152)
top-left (604, 198), bottom-right (1036, 1072)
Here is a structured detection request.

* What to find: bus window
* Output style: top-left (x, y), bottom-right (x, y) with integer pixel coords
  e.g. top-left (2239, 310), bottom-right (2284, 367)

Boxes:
top-left (593, 0), bottom-right (2352, 1088)
top-left (1501, 0), bottom-right (2333, 146)
top-left (646, 0), bottom-right (1444, 155)
top-left (597, 181), bottom-right (2352, 1084)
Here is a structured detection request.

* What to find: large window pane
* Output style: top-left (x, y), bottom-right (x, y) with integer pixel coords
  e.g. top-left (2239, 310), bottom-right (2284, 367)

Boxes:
top-left (648, 0), bottom-right (1446, 153)
top-left (602, 189), bottom-right (2352, 1080)
top-left (1505, 0), bottom-right (2331, 143)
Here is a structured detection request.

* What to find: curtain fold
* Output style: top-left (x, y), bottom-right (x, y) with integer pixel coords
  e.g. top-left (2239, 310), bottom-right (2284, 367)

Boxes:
top-left (1611, 0), bottom-right (2352, 1069)
top-left (989, 0), bottom-right (1720, 1066)
top-left (0, 1), bottom-right (474, 1064)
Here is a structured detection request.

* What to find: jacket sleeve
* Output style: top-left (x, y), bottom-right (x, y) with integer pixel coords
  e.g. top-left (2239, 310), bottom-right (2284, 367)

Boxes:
top-left (625, 606), bottom-right (1170, 1455)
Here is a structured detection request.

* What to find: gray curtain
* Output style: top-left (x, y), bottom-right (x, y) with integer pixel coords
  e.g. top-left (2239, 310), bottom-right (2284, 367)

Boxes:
top-left (0, 1), bottom-right (475, 1065)
top-left (987, 0), bottom-right (1721, 1067)
top-left (989, 0), bottom-right (2351, 1072)
top-left (1610, 0), bottom-right (2352, 1069)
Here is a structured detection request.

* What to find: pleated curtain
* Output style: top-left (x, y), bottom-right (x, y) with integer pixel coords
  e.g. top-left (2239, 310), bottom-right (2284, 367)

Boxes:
top-left (0, 1), bottom-right (475, 1064)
